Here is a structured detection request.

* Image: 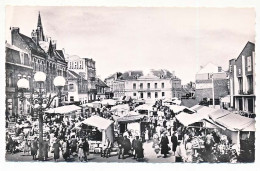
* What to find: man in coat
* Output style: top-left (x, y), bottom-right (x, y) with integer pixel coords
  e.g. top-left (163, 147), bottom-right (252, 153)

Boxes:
top-left (82, 137), bottom-right (89, 161)
top-left (171, 132), bottom-right (178, 156)
top-left (118, 135), bottom-right (131, 159)
top-left (160, 132), bottom-right (169, 158)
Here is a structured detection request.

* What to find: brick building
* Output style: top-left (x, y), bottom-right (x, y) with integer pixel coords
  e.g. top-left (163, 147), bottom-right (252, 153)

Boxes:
top-left (7, 12), bottom-right (67, 116)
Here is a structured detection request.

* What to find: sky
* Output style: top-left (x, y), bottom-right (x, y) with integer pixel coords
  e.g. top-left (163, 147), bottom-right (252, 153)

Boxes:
top-left (5, 6), bottom-right (255, 84)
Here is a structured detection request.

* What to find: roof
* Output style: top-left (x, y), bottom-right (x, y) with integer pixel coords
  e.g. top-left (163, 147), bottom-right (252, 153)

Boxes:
top-left (176, 112), bottom-right (205, 126)
top-left (118, 71), bottom-right (143, 80)
top-left (235, 41), bottom-right (255, 62)
top-left (82, 116), bottom-right (114, 130)
top-left (18, 33), bottom-right (46, 58)
top-left (96, 78), bottom-right (108, 87)
top-left (150, 69), bottom-right (173, 79)
top-left (68, 70), bottom-right (86, 80)
top-left (197, 63), bottom-right (224, 74)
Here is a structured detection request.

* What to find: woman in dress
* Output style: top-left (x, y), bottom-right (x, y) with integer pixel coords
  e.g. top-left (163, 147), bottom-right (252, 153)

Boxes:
top-left (160, 132), bottom-right (169, 158)
top-left (52, 139), bottom-right (61, 162)
top-left (152, 133), bottom-right (160, 157)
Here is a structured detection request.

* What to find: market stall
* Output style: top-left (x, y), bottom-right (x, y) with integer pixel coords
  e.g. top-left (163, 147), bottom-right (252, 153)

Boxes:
top-left (111, 104), bottom-right (130, 116)
top-left (134, 104), bottom-right (154, 116)
top-left (168, 105), bottom-right (196, 115)
top-left (101, 99), bottom-right (117, 106)
top-left (77, 116), bottom-right (114, 153)
top-left (45, 105), bottom-right (82, 121)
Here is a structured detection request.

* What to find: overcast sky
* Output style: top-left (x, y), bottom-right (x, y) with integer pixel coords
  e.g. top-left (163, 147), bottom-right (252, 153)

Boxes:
top-left (6, 6), bottom-right (255, 84)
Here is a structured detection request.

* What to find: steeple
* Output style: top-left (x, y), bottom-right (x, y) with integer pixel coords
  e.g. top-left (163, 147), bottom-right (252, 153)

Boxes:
top-left (36, 11), bottom-right (45, 42)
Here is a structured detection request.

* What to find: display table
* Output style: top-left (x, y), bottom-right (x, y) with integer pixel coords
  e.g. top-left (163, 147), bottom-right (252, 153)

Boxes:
top-left (89, 140), bottom-right (102, 153)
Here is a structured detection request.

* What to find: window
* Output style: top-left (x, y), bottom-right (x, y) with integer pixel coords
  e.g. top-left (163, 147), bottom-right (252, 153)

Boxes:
top-left (162, 92), bottom-right (165, 97)
top-left (140, 83), bottom-right (143, 89)
top-left (69, 84), bottom-right (74, 90)
top-left (79, 61), bottom-right (82, 69)
top-left (20, 52), bottom-right (24, 65)
top-left (133, 83), bottom-right (136, 89)
top-left (155, 83), bottom-right (157, 89)
top-left (161, 82), bottom-right (164, 88)
top-left (74, 62), bottom-right (77, 69)
top-left (70, 96), bottom-right (74, 102)
top-left (140, 92), bottom-right (144, 99)
top-left (147, 83), bottom-right (150, 89)
top-left (147, 92), bottom-right (151, 98)
top-left (155, 92), bottom-right (158, 98)
top-left (229, 65), bottom-right (232, 72)
top-left (133, 93), bottom-right (136, 96)
top-left (247, 56), bottom-right (252, 71)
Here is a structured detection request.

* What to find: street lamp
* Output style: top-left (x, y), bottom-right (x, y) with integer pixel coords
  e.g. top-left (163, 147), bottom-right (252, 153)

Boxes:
top-left (17, 71), bottom-right (66, 161)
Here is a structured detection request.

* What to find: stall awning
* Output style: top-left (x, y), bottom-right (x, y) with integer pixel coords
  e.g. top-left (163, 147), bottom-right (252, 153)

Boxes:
top-left (81, 103), bottom-right (94, 108)
top-left (117, 114), bottom-right (146, 123)
top-left (134, 104), bottom-right (153, 111)
top-left (169, 105), bottom-right (195, 114)
top-left (111, 104), bottom-right (130, 112)
top-left (215, 113), bottom-right (256, 131)
top-left (209, 109), bottom-right (231, 121)
top-left (45, 105), bottom-right (81, 114)
top-left (191, 104), bottom-right (205, 111)
top-left (81, 115), bottom-right (114, 130)
top-left (175, 112), bottom-right (205, 126)
top-left (101, 99), bottom-right (117, 106)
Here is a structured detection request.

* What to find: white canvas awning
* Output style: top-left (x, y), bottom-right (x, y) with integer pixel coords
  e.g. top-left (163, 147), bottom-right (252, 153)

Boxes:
top-left (45, 105), bottom-right (81, 114)
top-left (101, 99), bottom-right (117, 106)
top-left (134, 104), bottom-right (153, 111)
top-left (215, 113), bottom-right (256, 131)
top-left (169, 105), bottom-right (195, 114)
top-left (175, 112), bottom-right (205, 126)
top-left (81, 115), bottom-right (114, 130)
top-left (209, 109), bottom-right (231, 121)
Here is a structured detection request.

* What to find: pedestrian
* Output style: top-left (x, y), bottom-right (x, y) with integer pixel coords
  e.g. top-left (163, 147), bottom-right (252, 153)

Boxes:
top-left (135, 136), bottom-right (144, 161)
top-left (185, 138), bottom-right (193, 162)
top-left (102, 137), bottom-right (111, 158)
top-left (23, 138), bottom-right (30, 155)
top-left (70, 135), bottom-right (77, 155)
top-left (52, 139), bottom-right (61, 162)
top-left (82, 137), bottom-right (89, 161)
top-left (62, 137), bottom-right (70, 161)
top-left (31, 137), bottom-right (38, 160)
top-left (132, 135), bottom-right (138, 159)
top-left (43, 138), bottom-right (49, 161)
top-left (145, 128), bottom-right (149, 142)
top-left (171, 132), bottom-right (178, 156)
top-left (160, 132), bottom-right (169, 158)
top-left (118, 134), bottom-right (131, 159)
top-left (77, 138), bottom-right (84, 162)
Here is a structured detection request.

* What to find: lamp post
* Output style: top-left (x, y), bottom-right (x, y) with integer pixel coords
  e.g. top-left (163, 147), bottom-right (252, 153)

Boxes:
top-left (17, 71), bottom-right (65, 161)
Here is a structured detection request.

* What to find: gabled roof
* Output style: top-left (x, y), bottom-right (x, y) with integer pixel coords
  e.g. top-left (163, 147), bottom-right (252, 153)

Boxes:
top-left (68, 70), bottom-right (86, 80)
top-left (235, 41), bottom-right (255, 62)
top-left (18, 33), bottom-right (46, 58)
top-left (197, 63), bottom-right (224, 74)
top-left (96, 78), bottom-right (109, 87)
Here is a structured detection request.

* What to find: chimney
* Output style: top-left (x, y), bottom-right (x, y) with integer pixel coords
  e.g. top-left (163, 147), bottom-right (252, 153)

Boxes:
top-left (11, 27), bottom-right (20, 45)
top-left (218, 66), bottom-right (222, 72)
top-left (172, 71), bottom-right (175, 77)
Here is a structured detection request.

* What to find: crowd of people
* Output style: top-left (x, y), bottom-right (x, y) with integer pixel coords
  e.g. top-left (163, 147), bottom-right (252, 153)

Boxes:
top-left (6, 99), bottom-right (240, 163)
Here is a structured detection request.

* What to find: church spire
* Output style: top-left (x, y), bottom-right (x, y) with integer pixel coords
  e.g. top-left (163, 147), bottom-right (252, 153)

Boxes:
top-left (37, 11), bottom-right (42, 28)
top-left (36, 11), bottom-right (45, 42)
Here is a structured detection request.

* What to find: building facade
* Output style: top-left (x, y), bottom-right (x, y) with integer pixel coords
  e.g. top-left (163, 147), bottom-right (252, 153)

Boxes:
top-left (112, 69), bottom-right (180, 100)
top-left (8, 12), bottom-right (68, 118)
top-left (104, 72), bottom-right (122, 98)
top-left (229, 42), bottom-right (255, 113)
top-left (5, 43), bottom-right (33, 118)
top-left (66, 55), bottom-right (97, 102)
top-left (195, 63), bottom-right (229, 103)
